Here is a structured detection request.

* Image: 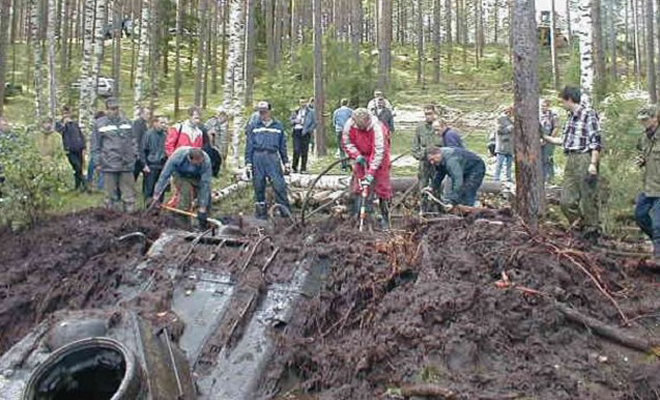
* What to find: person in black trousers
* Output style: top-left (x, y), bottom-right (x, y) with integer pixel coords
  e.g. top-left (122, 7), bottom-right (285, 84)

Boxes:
top-left (289, 97), bottom-right (317, 174)
top-left (141, 115), bottom-right (169, 204)
top-left (56, 106), bottom-right (87, 191)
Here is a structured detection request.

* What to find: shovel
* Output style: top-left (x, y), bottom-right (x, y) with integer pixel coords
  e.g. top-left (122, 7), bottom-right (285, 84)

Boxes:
top-left (160, 205), bottom-right (224, 228)
top-left (358, 185), bottom-right (369, 232)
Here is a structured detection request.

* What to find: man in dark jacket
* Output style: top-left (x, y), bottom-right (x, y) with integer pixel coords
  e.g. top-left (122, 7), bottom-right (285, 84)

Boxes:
top-left (56, 106), bottom-right (87, 190)
top-left (141, 115), bottom-right (168, 204)
top-left (374, 97), bottom-right (395, 133)
top-left (247, 101), bottom-right (291, 219)
top-left (427, 147), bottom-right (486, 207)
top-left (289, 97), bottom-right (317, 174)
top-left (92, 98), bottom-right (138, 212)
top-left (132, 107), bottom-right (151, 180)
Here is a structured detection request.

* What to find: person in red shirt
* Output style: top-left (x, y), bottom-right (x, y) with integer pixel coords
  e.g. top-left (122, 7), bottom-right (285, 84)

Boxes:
top-left (165, 106), bottom-right (204, 156)
top-left (341, 108), bottom-right (392, 229)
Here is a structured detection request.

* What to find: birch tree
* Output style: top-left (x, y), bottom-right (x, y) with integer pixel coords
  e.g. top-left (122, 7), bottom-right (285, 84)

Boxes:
top-left (221, 0), bottom-right (246, 168)
top-left (46, 0), bottom-right (58, 121)
top-left (30, 0), bottom-right (46, 122)
top-left (577, 0), bottom-right (595, 107)
top-left (512, 0), bottom-right (543, 229)
top-left (134, 0), bottom-right (150, 117)
top-left (313, 0), bottom-right (326, 156)
top-left (550, 0), bottom-right (559, 90)
top-left (79, 0), bottom-right (96, 133)
top-left (91, 0), bottom-right (108, 108)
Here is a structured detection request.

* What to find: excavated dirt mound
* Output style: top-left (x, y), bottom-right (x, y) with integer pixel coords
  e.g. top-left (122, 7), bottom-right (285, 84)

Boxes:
top-left (264, 214), bottom-right (660, 400)
top-left (0, 208), bottom-right (170, 354)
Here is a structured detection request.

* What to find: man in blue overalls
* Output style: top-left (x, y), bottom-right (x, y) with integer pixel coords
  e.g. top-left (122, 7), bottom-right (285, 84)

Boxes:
top-left (245, 101), bottom-right (292, 219)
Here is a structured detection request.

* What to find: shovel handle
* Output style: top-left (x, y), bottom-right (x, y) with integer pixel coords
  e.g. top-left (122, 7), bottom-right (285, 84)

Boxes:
top-left (160, 205), bottom-right (199, 218)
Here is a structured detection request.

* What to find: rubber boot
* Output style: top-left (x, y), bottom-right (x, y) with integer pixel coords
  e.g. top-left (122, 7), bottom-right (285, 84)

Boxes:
top-left (379, 199), bottom-right (391, 230)
top-left (255, 202), bottom-right (268, 220)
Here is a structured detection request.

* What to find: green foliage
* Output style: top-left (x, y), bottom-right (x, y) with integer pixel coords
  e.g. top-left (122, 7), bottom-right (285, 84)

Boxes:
top-left (598, 94), bottom-right (646, 233)
top-left (0, 128), bottom-right (69, 227)
top-left (563, 43), bottom-right (581, 88)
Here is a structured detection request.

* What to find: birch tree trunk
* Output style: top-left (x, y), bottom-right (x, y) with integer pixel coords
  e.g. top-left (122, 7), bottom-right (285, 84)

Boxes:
top-left (221, 0), bottom-right (245, 169)
top-left (577, 0), bottom-right (595, 107)
top-left (112, 0), bottom-right (122, 96)
top-left (646, 0), bottom-right (657, 103)
top-left (550, 0), bottom-right (559, 90)
top-left (134, 0), bottom-right (149, 117)
top-left (149, 0), bottom-right (161, 110)
top-left (194, 0), bottom-right (207, 106)
top-left (30, 0), bottom-right (46, 122)
top-left (566, 0), bottom-right (572, 45)
top-left (512, 0), bottom-right (543, 229)
top-left (313, 0), bottom-right (326, 156)
top-left (91, 0), bottom-right (107, 108)
top-left (432, 0), bottom-right (441, 83)
top-left (46, 0), bottom-right (58, 121)
top-left (79, 0), bottom-right (96, 133)
top-left (244, 0), bottom-right (257, 107)
top-left (0, 0), bottom-right (12, 116)
top-left (377, 0), bottom-right (392, 89)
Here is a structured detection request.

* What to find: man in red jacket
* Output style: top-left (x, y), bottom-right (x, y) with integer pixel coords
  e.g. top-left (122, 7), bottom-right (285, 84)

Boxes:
top-left (165, 106), bottom-right (204, 156)
top-left (341, 108), bottom-right (392, 228)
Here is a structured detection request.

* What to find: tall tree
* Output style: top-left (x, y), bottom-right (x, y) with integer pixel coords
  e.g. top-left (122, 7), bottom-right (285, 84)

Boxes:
top-left (112, 0), bottom-right (123, 96)
top-left (416, 0), bottom-right (423, 85)
top-left (609, 0), bottom-right (618, 80)
top-left (566, 0), bottom-right (572, 45)
top-left (47, 0), bottom-right (58, 121)
top-left (445, 0), bottom-right (452, 71)
top-left (0, 0), bottom-right (12, 116)
top-left (646, 0), bottom-right (657, 102)
top-left (377, 0), bottom-right (392, 89)
top-left (221, 0), bottom-right (246, 168)
top-left (632, 0), bottom-right (641, 86)
top-left (174, 0), bottom-right (182, 116)
top-left (91, 0), bottom-right (108, 109)
top-left (194, 0), bottom-right (208, 106)
top-left (30, 0), bottom-right (46, 122)
top-left (244, 0), bottom-right (257, 106)
top-left (350, 0), bottom-right (362, 63)
top-left (79, 0), bottom-right (96, 134)
top-left (313, 0), bottom-right (326, 156)
top-left (578, 0), bottom-right (595, 106)
top-left (550, 0), bottom-right (559, 90)
top-left (134, 0), bottom-right (150, 116)
top-left (433, 0), bottom-right (441, 83)
top-left (512, 0), bottom-right (543, 229)
top-left (592, 0), bottom-right (606, 101)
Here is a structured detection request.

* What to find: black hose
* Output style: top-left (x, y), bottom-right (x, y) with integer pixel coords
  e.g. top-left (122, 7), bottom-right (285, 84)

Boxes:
top-left (300, 158), bottom-right (349, 226)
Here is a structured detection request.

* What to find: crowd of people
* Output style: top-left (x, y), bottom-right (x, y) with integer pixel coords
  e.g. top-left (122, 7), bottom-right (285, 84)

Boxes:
top-left (1, 85), bottom-right (659, 264)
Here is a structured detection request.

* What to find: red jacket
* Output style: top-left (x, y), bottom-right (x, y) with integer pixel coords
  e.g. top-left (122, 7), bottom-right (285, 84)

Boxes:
top-left (165, 121), bottom-right (204, 156)
top-left (341, 116), bottom-right (392, 199)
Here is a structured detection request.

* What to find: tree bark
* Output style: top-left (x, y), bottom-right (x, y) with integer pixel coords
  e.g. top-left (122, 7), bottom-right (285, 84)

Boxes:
top-left (351, 0), bottom-right (362, 63)
top-left (149, 0), bottom-right (161, 110)
top-left (174, 0), bottom-right (182, 116)
top-left (30, 0), bottom-right (46, 122)
top-left (433, 0), bottom-right (441, 83)
top-left (79, 0), bottom-right (96, 134)
top-left (0, 0), bottom-right (12, 116)
top-left (445, 0), bottom-right (452, 71)
top-left (512, 0), bottom-right (544, 230)
top-left (91, 0), bottom-right (107, 108)
top-left (416, 0), bottom-right (423, 85)
top-left (646, 0), bottom-right (657, 103)
top-left (134, 0), bottom-right (150, 116)
top-left (194, 0), bottom-right (207, 106)
top-left (550, 0), bottom-right (559, 90)
top-left (632, 0), bottom-right (641, 87)
top-left (112, 0), bottom-right (122, 96)
top-left (578, 0), bottom-right (595, 106)
top-left (377, 0), bottom-right (392, 89)
top-left (609, 0), bottom-right (618, 80)
top-left (566, 0), bottom-right (572, 45)
top-left (313, 0), bottom-right (326, 156)
top-left (47, 0), bottom-right (58, 120)
top-left (221, 0), bottom-right (245, 168)
top-left (591, 0), bottom-right (606, 102)
top-left (244, 0), bottom-right (256, 107)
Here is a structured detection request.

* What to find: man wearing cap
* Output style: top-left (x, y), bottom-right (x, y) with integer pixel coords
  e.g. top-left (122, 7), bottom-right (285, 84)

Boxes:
top-left (367, 90), bottom-right (393, 113)
top-left (246, 101), bottom-right (291, 219)
top-left (289, 97), bottom-right (317, 174)
top-left (342, 108), bottom-right (392, 228)
top-left (205, 106), bottom-right (229, 162)
top-left (92, 98), bottom-right (138, 212)
top-left (543, 86), bottom-right (602, 242)
top-left (635, 106), bottom-right (660, 266)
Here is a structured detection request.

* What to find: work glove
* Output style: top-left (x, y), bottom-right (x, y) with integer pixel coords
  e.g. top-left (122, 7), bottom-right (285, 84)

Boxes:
top-left (198, 211), bottom-right (209, 230)
top-left (245, 164), bottom-right (253, 180)
top-left (360, 174), bottom-right (375, 188)
top-left (356, 155), bottom-right (367, 167)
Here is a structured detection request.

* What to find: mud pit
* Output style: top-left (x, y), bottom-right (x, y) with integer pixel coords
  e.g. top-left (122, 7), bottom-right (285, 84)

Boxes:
top-left (1, 208), bottom-right (660, 399)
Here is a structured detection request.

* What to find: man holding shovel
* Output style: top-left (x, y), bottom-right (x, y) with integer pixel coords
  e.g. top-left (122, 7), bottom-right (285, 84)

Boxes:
top-left (341, 108), bottom-right (392, 229)
top-left (151, 146), bottom-right (212, 229)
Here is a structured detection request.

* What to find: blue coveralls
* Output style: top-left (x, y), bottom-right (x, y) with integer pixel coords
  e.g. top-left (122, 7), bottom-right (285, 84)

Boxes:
top-left (246, 118), bottom-right (291, 216)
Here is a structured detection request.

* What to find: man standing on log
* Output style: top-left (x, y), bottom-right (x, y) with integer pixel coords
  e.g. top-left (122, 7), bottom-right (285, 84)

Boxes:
top-left (543, 87), bottom-right (602, 242)
top-left (342, 108), bottom-right (392, 228)
top-left (92, 98), bottom-right (138, 212)
top-left (246, 101), bottom-right (291, 220)
top-left (427, 147), bottom-right (485, 207)
top-left (635, 106), bottom-right (660, 266)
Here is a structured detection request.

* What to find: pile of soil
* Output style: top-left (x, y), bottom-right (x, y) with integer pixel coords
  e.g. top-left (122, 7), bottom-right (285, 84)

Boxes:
top-left (265, 214), bottom-right (660, 399)
top-left (0, 208), bottom-right (169, 354)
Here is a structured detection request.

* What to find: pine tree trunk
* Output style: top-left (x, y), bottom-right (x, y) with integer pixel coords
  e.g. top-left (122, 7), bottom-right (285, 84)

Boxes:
top-left (416, 0), bottom-right (423, 85)
top-left (474, 0), bottom-right (480, 67)
top-left (112, 0), bottom-right (122, 96)
top-left (221, 0), bottom-right (245, 168)
top-left (625, 0), bottom-right (630, 77)
top-left (592, 0), bottom-right (606, 102)
top-left (211, 0), bottom-right (218, 94)
top-left (79, 0), bottom-right (95, 134)
top-left (149, 0), bottom-right (161, 110)
top-left (0, 0), bottom-right (12, 116)
top-left (31, 0), bottom-right (46, 122)
top-left (445, 0), bottom-right (452, 71)
top-left (432, 0), bottom-right (441, 83)
top-left (646, 0), bottom-right (656, 103)
top-left (632, 0), bottom-right (641, 87)
top-left (351, 0), bottom-right (362, 63)
top-left (609, 0), bottom-right (617, 80)
top-left (47, 0), bottom-right (58, 120)
top-left (550, 0), bottom-right (559, 90)
top-left (174, 0), bottom-right (182, 116)
top-left (313, 0), bottom-right (326, 156)
top-left (60, 0), bottom-right (71, 77)
top-left (578, 0), bottom-right (595, 106)
top-left (265, 0), bottom-right (275, 69)
top-left (134, 0), bottom-right (149, 116)
top-left (377, 0), bottom-right (392, 89)
top-left (194, 0), bottom-right (207, 106)
top-left (512, 0), bottom-right (543, 230)
top-left (91, 0), bottom-right (107, 108)
top-left (244, 0), bottom-right (256, 106)
top-left (493, 0), bottom-right (499, 44)
top-left (291, 0), bottom-right (298, 62)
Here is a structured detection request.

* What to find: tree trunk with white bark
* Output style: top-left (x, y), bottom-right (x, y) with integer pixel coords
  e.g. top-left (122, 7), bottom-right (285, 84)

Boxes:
top-left (577, 0), bottom-right (595, 107)
top-left (134, 0), bottom-right (150, 117)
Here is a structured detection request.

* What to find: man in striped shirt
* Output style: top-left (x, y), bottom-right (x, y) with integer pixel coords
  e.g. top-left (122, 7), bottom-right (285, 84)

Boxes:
top-left (543, 86), bottom-right (602, 241)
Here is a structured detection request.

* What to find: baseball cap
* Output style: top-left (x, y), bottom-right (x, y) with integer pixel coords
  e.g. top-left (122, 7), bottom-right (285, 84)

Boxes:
top-left (256, 101), bottom-right (271, 111)
top-left (637, 106), bottom-right (657, 121)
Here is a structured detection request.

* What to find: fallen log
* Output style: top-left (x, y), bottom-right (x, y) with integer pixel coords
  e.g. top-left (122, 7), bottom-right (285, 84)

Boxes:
top-left (400, 383), bottom-right (457, 399)
top-left (556, 302), bottom-right (660, 355)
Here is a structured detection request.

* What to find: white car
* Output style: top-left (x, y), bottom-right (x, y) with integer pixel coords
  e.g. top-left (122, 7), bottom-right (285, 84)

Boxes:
top-left (71, 77), bottom-right (116, 98)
